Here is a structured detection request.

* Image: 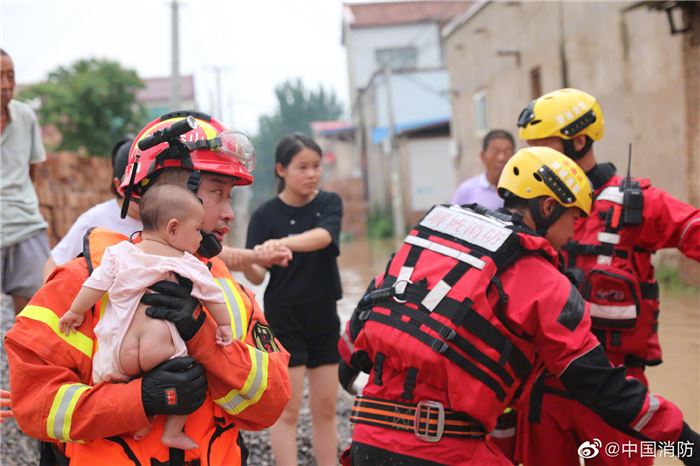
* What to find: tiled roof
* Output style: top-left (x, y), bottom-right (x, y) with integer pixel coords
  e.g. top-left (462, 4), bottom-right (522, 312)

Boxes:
top-left (18, 76), bottom-right (195, 104)
top-left (136, 75), bottom-right (195, 102)
top-left (345, 1), bottom-right (472, 29)
top-left (310, 121), bottom-right (353, 132)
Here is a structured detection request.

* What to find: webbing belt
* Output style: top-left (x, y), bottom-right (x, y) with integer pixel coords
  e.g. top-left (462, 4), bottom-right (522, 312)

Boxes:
top-left (350, 396), bottom-right (487, 442)
top-left (562, 245), bottom-right (659, 301)
top-left (362, 310), bottom-right (507, 401)
top-left (563, 242), bottom-right (628, 259)
top-left (639, 282), bottom-right (660, 300)
top-left (373, 299), bottom-right (515, 387)
top-left (372, 279), bottom-right (533, 382)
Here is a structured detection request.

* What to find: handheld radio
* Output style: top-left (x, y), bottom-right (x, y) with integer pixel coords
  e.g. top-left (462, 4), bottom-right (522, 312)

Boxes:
top-left (620, 144), bottom-right (644, 225)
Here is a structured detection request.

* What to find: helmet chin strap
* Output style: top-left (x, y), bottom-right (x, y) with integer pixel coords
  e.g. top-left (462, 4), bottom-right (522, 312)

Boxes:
top-left (527, 198), bottom-right (568, 236)
top-left (197, 233), bottom-right (223, 259)
top-left (186, 169), bottom-right (223, 259)
top-left (561, 136), bottom-right (594, 161)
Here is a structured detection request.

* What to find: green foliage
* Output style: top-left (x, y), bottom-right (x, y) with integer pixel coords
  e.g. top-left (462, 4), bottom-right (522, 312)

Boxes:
top-left (655, 263), bottom-right (699, 295)
top-left (251, 78), bottom-right (343, 204)
top-left (367, 207), bottom-right (394, 239)
top-left (17, 58), bottom-right (147, 156)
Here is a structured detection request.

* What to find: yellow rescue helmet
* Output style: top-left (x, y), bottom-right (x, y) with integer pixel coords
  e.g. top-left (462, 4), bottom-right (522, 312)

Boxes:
top-left (517, 88), bottom-right (604, 144)
top-left (498, 146), bottom-right (593, 217)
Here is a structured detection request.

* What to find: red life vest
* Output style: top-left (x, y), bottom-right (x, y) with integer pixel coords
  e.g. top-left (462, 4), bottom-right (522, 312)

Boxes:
top-left (563, 165), bottom-right (661, 367)
top-left (351, 204), bottom-right (559, 429)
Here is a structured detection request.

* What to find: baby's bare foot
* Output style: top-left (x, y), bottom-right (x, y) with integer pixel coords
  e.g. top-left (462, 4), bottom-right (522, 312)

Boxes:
top-left (161, 431), bottom-right (199, 450)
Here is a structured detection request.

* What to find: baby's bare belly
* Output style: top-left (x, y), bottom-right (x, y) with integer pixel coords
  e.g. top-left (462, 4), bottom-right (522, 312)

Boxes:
top-left (119, 302), bottom-right (177, 377)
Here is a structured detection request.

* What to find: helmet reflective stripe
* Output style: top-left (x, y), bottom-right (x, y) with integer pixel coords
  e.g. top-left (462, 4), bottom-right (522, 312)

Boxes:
top-left (517, 88), bottom-right (604, 143)
top-left (120, 111), bottom-right (254, 196)
top-left (137, 118), bottom-right (218, 146)
top-left (498, 146), bottom-right (593, 217)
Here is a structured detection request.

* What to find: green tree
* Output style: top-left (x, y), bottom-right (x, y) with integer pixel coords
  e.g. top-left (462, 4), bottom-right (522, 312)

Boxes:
top-left (251, 78), bottom-right (343, 203)
top-left (18, 58), bottom-right (147, 156)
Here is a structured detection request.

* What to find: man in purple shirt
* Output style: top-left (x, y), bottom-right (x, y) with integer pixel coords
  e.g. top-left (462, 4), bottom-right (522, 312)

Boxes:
top-left (451, 129), bottom-right (515, 210)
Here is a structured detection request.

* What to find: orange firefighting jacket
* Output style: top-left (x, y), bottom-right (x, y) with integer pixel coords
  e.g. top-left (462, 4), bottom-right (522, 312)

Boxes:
top-left (4, 228), bottom-right (291, 466)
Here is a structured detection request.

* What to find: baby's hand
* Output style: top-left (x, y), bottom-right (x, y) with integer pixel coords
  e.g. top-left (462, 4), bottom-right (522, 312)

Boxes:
top-left (215, 325), bottom-right (233, 347)
top-left (254, 239), bottom-right (287, 262)
top-left (58, 311), bottom-right (85, 336)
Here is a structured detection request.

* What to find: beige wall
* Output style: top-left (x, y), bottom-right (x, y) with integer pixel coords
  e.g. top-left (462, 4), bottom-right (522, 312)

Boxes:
top-left (446, 1), bottom-right (690, 204)
top-left (316, 135), bottom-right (358, 182)
top-left (356, 84), bottom-right (393, 215)
top-left (397, 135), bottom-right (458, 227)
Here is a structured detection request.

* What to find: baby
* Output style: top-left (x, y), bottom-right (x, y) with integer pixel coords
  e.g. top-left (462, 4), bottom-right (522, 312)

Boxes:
top-left (59, 183), bottom-right (233, 451)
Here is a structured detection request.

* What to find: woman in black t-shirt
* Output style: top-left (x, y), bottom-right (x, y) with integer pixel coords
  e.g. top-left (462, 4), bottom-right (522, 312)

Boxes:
top-left (244, 133), bottom-right (342, 466)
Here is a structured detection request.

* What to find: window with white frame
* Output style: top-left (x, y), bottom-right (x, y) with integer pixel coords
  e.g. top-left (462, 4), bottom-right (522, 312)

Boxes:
top-left (474, 89), bottom-right (488, 136)
top-left (375, 47), bottom-right (418, 71)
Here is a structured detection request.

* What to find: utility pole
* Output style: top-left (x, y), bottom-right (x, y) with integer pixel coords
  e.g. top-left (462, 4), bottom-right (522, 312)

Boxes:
top-left (206, 66), bottom-right (234, 121)
top-left (214, 66), bottom-right (222, 118)
top-left (384, 66), bottom-right (406, 239)
top-left (170, 0), bottom-right (181, 111)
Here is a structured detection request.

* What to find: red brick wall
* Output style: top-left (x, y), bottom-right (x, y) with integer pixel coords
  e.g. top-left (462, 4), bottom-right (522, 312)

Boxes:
top-left (34, 152), bottom-right (114, 248)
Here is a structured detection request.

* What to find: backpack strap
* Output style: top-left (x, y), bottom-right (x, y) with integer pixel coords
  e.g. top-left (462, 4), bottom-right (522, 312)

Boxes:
top-left (361, 310), bottom-right (508, 402)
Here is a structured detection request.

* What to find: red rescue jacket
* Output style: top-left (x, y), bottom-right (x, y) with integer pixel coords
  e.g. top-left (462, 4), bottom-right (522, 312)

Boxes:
top-left (340, 205), bottom-right (686, 464)
top-left (563, 163), bottom-right (700, 367)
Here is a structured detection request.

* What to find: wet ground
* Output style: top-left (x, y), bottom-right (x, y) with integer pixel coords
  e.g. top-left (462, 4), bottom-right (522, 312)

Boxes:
top-left (1, 237), bottom-right (698, 465)
top-left (644, 289), bottom-right (700, 466)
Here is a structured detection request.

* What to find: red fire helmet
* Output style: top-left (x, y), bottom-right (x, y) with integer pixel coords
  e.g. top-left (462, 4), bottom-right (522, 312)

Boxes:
top-left (118, 110), bottom-right (255, 196)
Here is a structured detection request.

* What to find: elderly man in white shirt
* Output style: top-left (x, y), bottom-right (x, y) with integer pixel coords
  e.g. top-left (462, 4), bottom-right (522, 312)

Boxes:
top-left (1, 48), bottom-right (51, 315)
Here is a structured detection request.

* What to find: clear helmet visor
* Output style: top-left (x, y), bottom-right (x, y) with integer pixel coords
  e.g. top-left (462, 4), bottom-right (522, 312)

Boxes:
top-left (217, 131), bottom-right (256, 172)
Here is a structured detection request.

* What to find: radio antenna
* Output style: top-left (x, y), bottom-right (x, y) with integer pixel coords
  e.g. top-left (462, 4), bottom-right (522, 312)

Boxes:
top-left (621, 143), bottom-right (633, 191)
top-left (626, 143), bottom-right (632, 185)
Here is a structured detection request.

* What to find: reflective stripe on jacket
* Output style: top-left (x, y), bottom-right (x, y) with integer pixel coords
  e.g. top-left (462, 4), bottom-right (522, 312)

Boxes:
top-left (5, 227), bottom-right (291, 465)
top-left (341, 205), bottom-right (686, 463)
top-left (563, 166), bottom-right (700, 366)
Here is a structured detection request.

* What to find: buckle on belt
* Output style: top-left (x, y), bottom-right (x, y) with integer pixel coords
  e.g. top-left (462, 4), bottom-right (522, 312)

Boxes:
top-left (414, 400), bottom-right (445, 442)
top-left (393, 279), bottom-right (412, 304)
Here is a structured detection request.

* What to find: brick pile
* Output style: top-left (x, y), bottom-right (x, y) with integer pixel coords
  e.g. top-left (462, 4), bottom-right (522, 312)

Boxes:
top-left (33, 151), bottom-right (114, 248)
top-left (321, 177), bottom-right (367, 238)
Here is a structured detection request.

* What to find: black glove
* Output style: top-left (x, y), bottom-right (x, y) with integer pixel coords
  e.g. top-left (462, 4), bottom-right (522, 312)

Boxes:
top-left (678, 422), bottom-right (700, 466)
top-left (563, 267), bottom-right (586, 289)
top-left (142, 274), bottom-right (205, 341)
top-left (141, 357), bottom-right (208, 417)
top-left (339, 360), bottom-right (361, 395)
